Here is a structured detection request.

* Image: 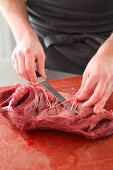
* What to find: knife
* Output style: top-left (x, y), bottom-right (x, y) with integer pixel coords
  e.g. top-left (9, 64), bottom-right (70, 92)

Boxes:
top-left (35, 71), bottom-right (78, 114)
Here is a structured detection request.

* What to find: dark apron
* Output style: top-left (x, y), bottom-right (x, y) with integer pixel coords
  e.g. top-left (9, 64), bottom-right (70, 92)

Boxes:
top-left (26, 0), bottom-right (113, 74)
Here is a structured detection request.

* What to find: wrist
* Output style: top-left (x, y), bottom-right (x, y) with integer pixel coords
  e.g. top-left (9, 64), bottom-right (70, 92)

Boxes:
top-left (14, 24), bottom-right (38, 44)
top-left (97, 34), bottom-right (113, 58)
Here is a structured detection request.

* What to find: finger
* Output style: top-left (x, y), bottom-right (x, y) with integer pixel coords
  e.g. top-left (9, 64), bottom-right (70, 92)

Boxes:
top-left (76, 72), bottom-right (88, 95)
top-left (24, 48), bottom-right (37, 83)
top-left (12, 53), bottom-right (19, 74)
top-left (11, 51), bottom-right (16, 70)
top-left (78, 74), bottom-right (98, 101)
top-left (11, 56), bottom-right (15, 70)
top-left (17, 51), bottom-right (31, 82)
top-left (82, 79), bottom-right (107, 108)
top-left (36, 49), bottom-right (47, 79)
top-left (94, 82), bottom-right (113, 113)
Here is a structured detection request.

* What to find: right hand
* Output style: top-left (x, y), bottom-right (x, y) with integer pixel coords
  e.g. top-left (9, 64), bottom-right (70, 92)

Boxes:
top-left (11, 30), bottom-right (47, 83)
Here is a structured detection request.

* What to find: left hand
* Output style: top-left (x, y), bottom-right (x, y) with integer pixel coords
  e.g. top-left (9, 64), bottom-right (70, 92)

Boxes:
top-left (76, 37), bottom-right (113, 113)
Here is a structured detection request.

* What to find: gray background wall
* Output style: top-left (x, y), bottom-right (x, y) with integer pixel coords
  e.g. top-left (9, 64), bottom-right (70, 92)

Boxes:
top-left (0, 13), bottom-right (15, 62)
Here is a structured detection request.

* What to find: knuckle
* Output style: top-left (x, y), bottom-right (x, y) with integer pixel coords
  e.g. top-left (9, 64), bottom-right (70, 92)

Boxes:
top-left (24, 47), bottom-right (31, 54)
top-left (17, 51), bottom-right (23, 58)
top-left (18, 50), bottom-right (22, 56)
top-left (94, 71), bottom-right (99, 78)
top-left (83, 72), bottom-right (87, 78)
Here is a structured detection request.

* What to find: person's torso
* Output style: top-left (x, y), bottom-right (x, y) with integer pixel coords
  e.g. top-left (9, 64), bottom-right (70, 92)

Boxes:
top-left (27, 0), bottom-right (113, 33)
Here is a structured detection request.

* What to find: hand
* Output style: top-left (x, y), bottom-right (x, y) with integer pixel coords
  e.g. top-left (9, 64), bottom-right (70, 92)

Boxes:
top-left (11, 30), bottom-right (47, 83)
top-left (76, 39), bottom-right (113, 113)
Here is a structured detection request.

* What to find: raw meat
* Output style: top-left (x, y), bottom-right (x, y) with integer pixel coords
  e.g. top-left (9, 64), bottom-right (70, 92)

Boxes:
top-left (0, 84), bottom-right (113, 139)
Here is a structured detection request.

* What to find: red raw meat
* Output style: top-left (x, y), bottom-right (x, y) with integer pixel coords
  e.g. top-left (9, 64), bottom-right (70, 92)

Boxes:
top-left (0, 84), bottom-right (113, 139)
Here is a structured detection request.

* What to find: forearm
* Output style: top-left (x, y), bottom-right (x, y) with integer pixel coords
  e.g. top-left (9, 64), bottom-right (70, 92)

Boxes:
top-left (0, 0), bottom-right (34, 42)
top-left (97, 33), bottom-right (113, 58)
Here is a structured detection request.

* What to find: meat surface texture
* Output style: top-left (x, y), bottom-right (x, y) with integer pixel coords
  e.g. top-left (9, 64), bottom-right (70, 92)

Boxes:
top-left (0, 84), bottom-right (113, 139)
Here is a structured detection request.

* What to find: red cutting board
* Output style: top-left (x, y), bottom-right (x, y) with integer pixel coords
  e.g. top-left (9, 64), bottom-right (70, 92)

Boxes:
top-left (0, 76), bottom-right (113, 170)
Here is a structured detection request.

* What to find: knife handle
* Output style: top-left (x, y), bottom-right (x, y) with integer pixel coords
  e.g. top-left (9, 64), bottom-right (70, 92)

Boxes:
top-left (35, 71), bottom-right (41, 78)
top-left (35, 71), bottom-right (45, 84)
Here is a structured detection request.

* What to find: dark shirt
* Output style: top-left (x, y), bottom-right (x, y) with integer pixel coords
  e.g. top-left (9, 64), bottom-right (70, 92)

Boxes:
top-left (27, 0), bottom-right (113, 33)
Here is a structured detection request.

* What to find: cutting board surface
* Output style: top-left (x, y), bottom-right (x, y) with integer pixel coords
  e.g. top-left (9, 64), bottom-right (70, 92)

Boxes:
top-left (0, 76), bottom-right (113, 170)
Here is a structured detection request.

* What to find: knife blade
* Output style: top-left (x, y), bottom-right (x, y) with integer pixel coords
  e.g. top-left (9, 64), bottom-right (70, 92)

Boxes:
top-left (35, 72), bottom-right (78, 113)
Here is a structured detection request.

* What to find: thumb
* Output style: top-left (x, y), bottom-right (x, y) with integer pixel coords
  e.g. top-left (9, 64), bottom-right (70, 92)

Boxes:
top-left (36, 52), bottom-right (47, 79)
